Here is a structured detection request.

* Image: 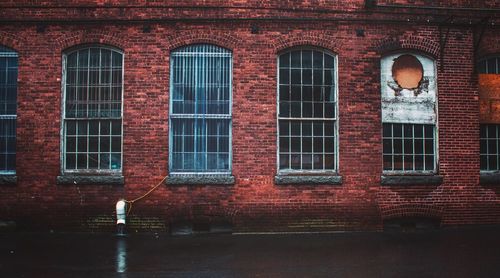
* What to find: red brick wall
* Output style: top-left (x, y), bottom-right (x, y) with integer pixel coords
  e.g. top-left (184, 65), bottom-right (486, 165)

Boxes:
top-left (0, 1), bottom-right (499, 232)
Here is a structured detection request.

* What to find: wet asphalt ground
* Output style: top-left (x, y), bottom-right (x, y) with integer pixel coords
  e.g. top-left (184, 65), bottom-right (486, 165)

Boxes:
top-left (1, 227), bottom-right (500, 278)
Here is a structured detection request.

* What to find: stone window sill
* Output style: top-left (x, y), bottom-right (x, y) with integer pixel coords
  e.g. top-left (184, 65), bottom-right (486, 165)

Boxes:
top-left (480, 173), bottom-right (500, 185)
top-left (57, 175), bottom-right (124, 185)
top-left (165, 174), bottom-right (235, 185)
top-left (275, 175), bottom-right (342, 185)
top-left (0, 175), bottom-right (17, 185)
top-left (381, 175), bottom-right (443, 186)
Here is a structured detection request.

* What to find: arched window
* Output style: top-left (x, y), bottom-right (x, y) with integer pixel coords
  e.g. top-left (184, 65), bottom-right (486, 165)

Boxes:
top-left (62, 46), bottom-right (123, 172)
top-left (277, 48), bottom-right (337, 172)
top-left (169, 44), bottom-right (232, 173)
top-left (381, 52), bottom-right (437, 173)
top-left (478, 55), bottom-right (500, 172)
top-left (0, 46), bottom-right (17, 173)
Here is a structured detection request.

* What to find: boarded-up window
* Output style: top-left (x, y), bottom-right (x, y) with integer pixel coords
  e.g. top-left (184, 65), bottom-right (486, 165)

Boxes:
top-left (478, 56), bottom-right (500, 171)
top-left (381, 53), bottom-right (437, 173)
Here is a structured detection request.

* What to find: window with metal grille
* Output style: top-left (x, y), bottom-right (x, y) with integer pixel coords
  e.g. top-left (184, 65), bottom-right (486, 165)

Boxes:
top-left (169, 44), bottom-right (232, 173)
top-left (62, 46), bottom-right (123, 172)
top-left (480, 124), bottom-right (500, 171)
top-left (478, 56), bottom-right (500, 74)
top-left (383, 123), bottom-right (435, 172)
top-left (277, 48), bottom-right (337, 172)
top-left (0, 46), bottom-right (17, 173)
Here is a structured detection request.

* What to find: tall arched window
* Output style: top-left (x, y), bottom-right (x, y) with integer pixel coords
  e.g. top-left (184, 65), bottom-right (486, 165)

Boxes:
top-left (478, 56), bottom-right (500, 172)
top-left (381, 52), bottom-right (437, 173)
top-left (277, 48), bottom-right (337, 172)
top-left (0, 46), bottom-right (17, 173)
top-left (62, 46), bottom-right (123, 172)
top-left (169, 44), bottom-right (232, 173)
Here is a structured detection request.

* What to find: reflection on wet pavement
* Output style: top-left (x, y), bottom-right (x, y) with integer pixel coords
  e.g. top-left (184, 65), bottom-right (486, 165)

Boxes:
top-left (1, 227), bottom-right (500, 277)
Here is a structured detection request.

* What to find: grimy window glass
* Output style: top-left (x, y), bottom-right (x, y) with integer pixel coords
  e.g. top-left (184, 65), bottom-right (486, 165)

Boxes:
top-left (63, 46), bottom-right (123, 172)
top-left (383, 123), bottom-right (435, 171)
top-left (0, 46), bottom-right (17, 173)
top-left (170, 44), bottom-right (232, 173)
top-left (480, 124), bottom-right (500, 171)
top-left (278, 49), bottom-right (336, 171)
top-left (381, 53), bottom-right (437, 173)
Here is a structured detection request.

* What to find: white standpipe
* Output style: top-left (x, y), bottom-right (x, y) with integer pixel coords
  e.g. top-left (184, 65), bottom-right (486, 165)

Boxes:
top-left (116, 200), bottom-right (126, 235)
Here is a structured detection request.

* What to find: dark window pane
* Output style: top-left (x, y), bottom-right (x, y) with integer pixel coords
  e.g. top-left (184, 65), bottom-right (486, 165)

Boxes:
top-left (279, 85), bottom-right (290, 101)
top-left (404, 155), bottom-right (413, 171)
top-left (303, 86), bottom-right (312, 101)
top-left (279, 121), bottom-right (289, 135)
top-left (393, 138), bottom-right (402, 154)
top-left (404, 139), bottom-right (413, 154)
top-left (291, 51), bottom-right (301, 68)
top-left (279, 69), bottom-right (289, 85)
top-left (480, 139), bottom-right (487, 154)
top-left (313, 154), bottom-right (323, 170)
top-left (394, 155), bottom-right (403, 170)
top-left (425, 155), bottom-right (434, 171)
top-left (291, 137), bottom-right (301, 152)
top-left (324, 154), bottom-right (335, 169)
top-left (290, 154), bottom-right (301, 169)
top-left (302, 69), bottom-right (312, 85)
top-left (393, 124), bottom-right (402, 137)
top-left (383, 155), bottom-right (393, 170)
top-left (383, 139), bottom-right (392, 154)
top-left (302, 137), bottom-right (312, 152)
top-left (291, 69), bottom-right (301, 84)
top-left (66, 154), bottom-right (76, 169)
top-left (480, 155), bottom-right (488, 170)
top-left (302, 154), bottom-right (312, 169)
top-left (415, 155), bottom-right (424, 170)
top-left (302, 50), bottom-right (312, 68)
top-left (279, 53), bottom-right (290, 68)
top-left (383, 124), bottom-right (392, 137)
top-left (280, 137), bottom-right (289, 152)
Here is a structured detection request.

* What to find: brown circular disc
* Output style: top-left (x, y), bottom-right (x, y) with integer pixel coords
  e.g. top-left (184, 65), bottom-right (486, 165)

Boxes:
top-left (391, 54), bottom-right (424, 89)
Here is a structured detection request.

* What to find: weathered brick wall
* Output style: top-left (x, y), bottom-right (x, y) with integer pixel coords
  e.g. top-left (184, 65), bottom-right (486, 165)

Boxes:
top-left (0, 1), bottom-right (499, 232)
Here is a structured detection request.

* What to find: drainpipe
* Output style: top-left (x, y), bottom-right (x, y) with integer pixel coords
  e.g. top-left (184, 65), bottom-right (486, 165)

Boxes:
top-left (116, 200), bottom-right (126, 236)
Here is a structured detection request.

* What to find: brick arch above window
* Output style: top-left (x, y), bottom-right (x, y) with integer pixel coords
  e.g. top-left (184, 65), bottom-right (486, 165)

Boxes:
top-left (380, 203), bottom-right (444, 221)
top-left (53, 30), bottom-right (126, 53)
top-left (270, 32), bottom-right (341, 54)
top-left (375, 35), bottom-right (440, 59)
top-left (0, 31), bottom-right (26, 55)
top-left (165, 32), bottom-right (239, 52)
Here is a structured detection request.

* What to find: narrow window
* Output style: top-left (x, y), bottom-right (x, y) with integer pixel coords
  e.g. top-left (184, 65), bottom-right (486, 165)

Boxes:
top-left (478, 56), bottom-right (500, 172)
top-left (381, 53), bottom-right (437, 173)
top-left (0, 46), bottom-right (17, 174)
top-left (278, 49), bottom-right (337, 172)
top-left (62, 46), bottom-right (123, 172)
top-left (169, 44), bottom-right (232, 173)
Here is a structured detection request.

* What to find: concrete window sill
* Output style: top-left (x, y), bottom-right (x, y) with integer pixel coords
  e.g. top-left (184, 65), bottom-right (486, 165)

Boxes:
top-left (165, 174), bottom-right (235, 185)
top-left (275, 175), bottom-right (342, 185)
top-left (57, 175), bottom-right (124, 185)
top-left (381, 175), bottom-right (443, 186)
top-left (0, 175), bottom-right (17, 185)
top-left (480, 173), bottom-right (500, 185)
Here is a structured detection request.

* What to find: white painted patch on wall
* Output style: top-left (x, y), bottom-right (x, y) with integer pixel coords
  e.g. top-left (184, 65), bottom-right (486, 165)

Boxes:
top-left (381, 53), bottom-right (437, 124)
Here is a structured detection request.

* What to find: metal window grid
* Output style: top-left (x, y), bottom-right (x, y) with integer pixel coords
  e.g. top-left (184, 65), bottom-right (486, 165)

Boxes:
top-left (480, 124), bottom-right (500, 171)
top-left (382, 123), bottom-right (436, 173)
top-left (169, 44), bottom-right (232, 174)
top-left (62, 46), bottom-right (123, 173)
top-left (277, 49), bottom-right (337, 172)
top-left (0, 46), bottom-right (17, 173)
top-left (478, 57), bottom-right (500, 74)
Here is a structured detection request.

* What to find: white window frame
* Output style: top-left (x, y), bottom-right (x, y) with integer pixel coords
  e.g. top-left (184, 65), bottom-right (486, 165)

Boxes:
top-left (60, 45), bottom-right (124, 174)
top-left (168, 44), bottom-right (233, 175)
top-left (0, 46), bottom-right (17, 175)
top-left (276, 47), bottom-right (339, 174)
top-left (381, 52), bottom-right (439, 175)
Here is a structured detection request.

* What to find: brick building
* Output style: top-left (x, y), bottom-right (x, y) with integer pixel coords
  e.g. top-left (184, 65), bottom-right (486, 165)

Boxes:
top-left (0, 0), bottom-right (499, 233)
